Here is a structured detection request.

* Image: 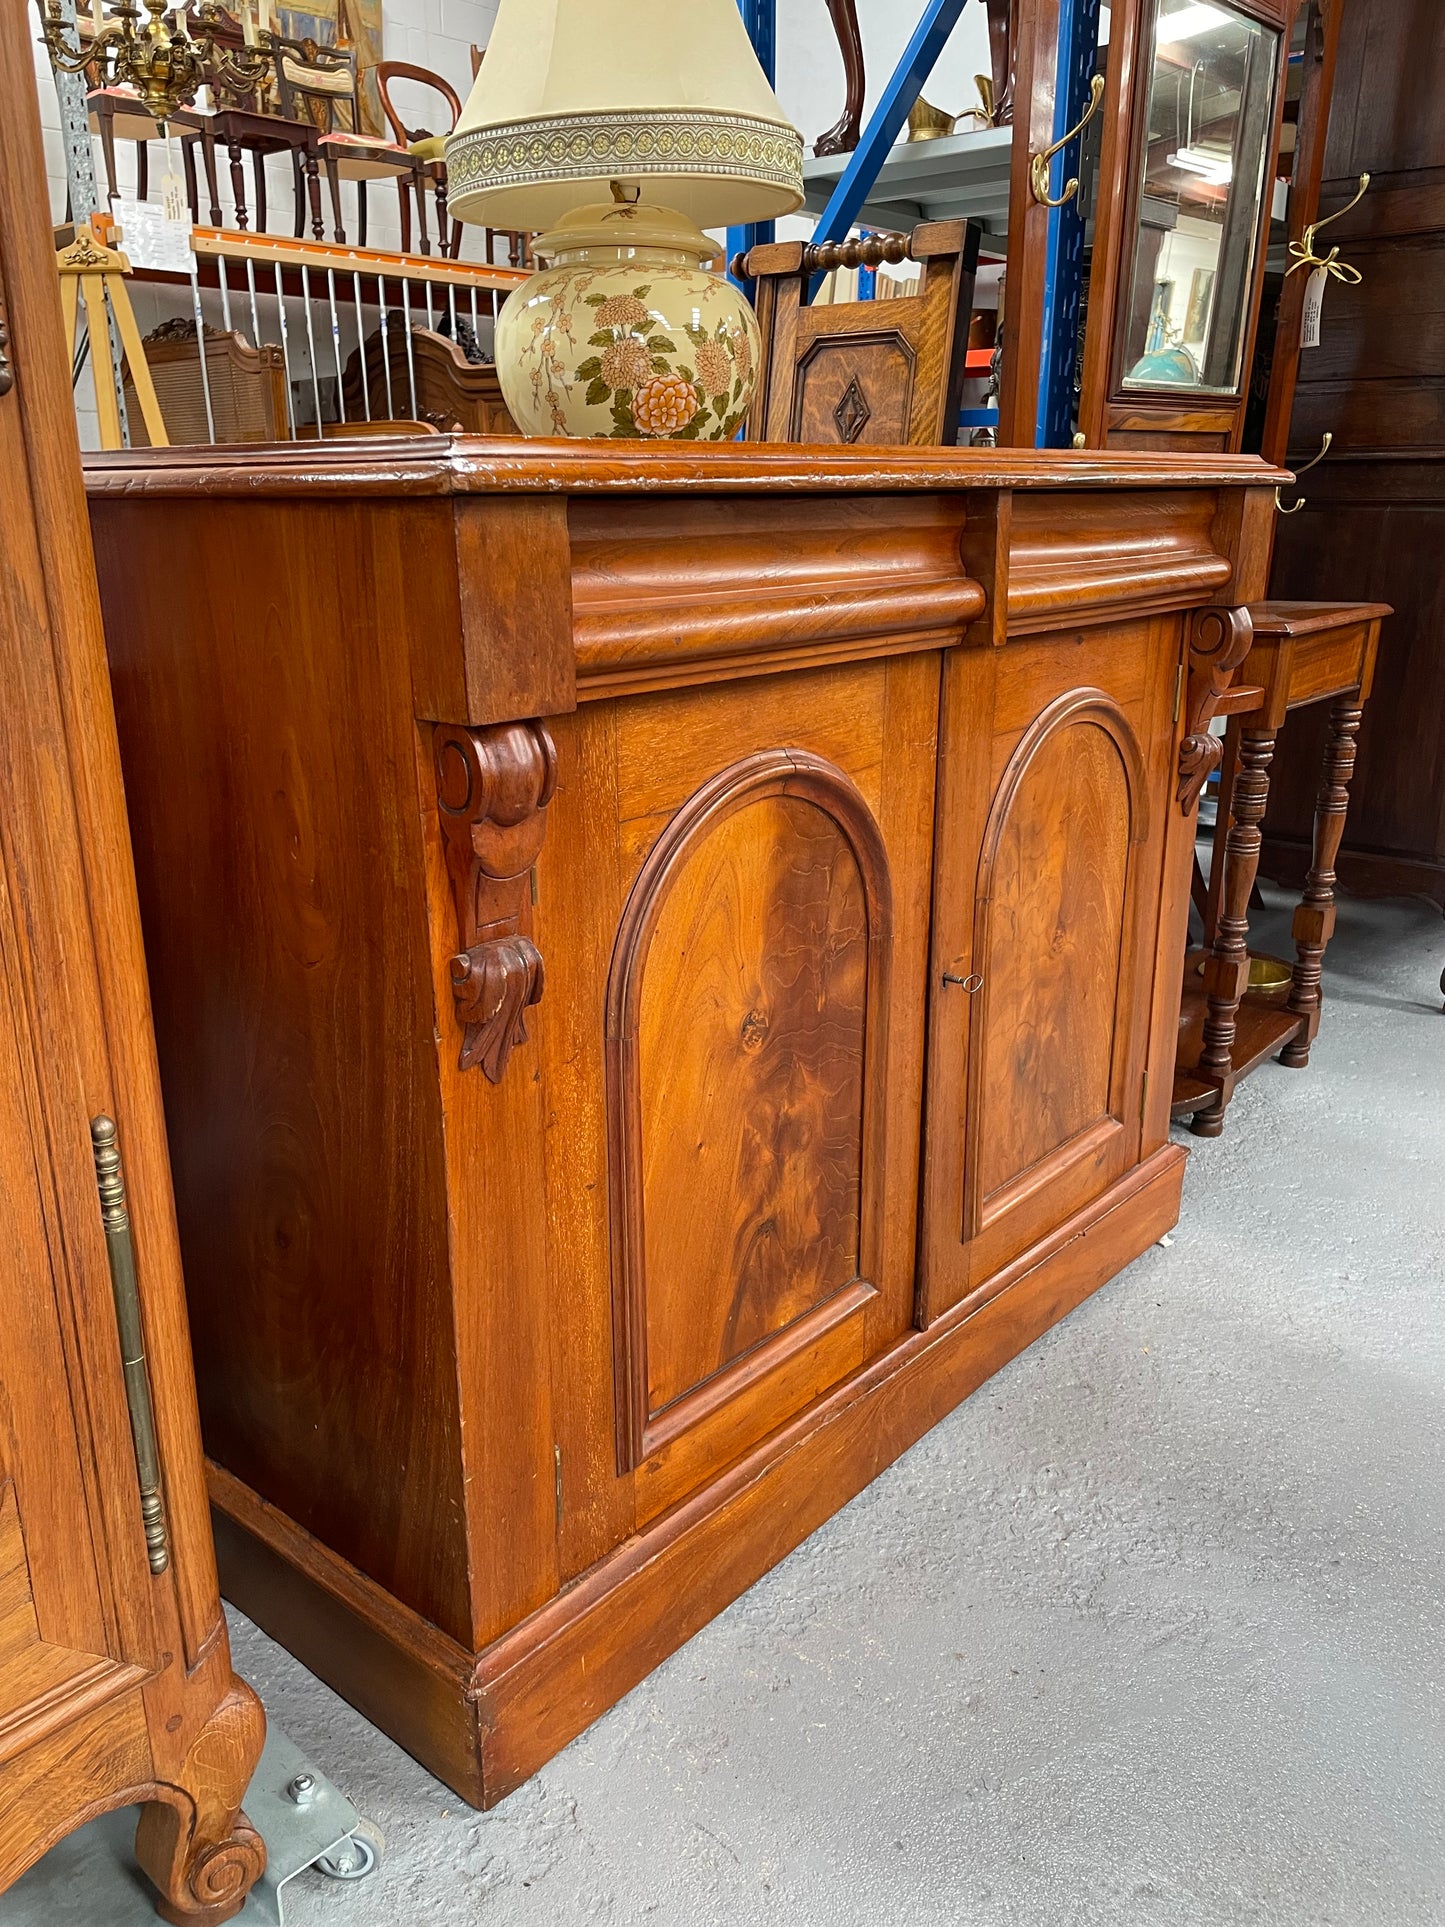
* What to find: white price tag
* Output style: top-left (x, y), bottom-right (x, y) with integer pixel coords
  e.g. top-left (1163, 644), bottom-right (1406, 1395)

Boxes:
top-left (1301, 263), bottom-right (1328, 348)
top-left (114, 195), bottom-right (193, 275)
top-left (161, 170), bottom-right (187, 224)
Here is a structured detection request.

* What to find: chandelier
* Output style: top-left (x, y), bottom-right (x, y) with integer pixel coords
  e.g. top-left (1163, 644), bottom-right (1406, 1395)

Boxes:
top-left (39, 0), bottom-right (276, 122)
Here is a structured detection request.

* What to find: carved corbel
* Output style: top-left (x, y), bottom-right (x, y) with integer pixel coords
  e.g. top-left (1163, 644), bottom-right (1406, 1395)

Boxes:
top-left (1177, 605), bottom-right (1254, 814)
top-left (434, 719), bottom-right (557, 1082)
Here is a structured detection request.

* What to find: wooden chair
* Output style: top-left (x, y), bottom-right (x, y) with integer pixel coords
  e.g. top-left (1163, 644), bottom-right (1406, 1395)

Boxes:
top-left (123, 318), bottom-right (290, 445)
top-left (86, 85), bottom-right (213, 222)
top-left (176, 2), bottom-right (315, 236)
top-left (1174, 600), bottom-right (1391, 1137)
top-left (273, 39), bottom-right (413, 246)
top-left (340, 324), bottom-right (519, 434)
top-left (737, 220), bottom-right (981, 446)
top-left (375, 61), bottom-right (462, 259)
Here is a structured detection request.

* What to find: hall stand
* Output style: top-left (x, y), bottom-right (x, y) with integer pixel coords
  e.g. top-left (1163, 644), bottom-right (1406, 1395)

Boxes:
top-left (0, 0), bottom-right (268, 1914)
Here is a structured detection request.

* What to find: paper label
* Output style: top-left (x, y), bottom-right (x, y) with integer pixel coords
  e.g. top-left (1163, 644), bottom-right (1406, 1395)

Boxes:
top-left (1301, 264), bottom-right (1328, 348)
top-left (161, 170), bottom-right (187, 225)
top-left (114, 195), bottom-right (193, 274)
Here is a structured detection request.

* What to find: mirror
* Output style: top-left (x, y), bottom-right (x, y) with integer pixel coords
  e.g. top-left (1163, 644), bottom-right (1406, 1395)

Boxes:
top-left (1120, 0), bottom-right (1281, 396)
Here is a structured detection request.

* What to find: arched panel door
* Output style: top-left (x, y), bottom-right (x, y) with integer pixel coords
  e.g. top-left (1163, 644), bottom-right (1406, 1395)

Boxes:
top-left (606, 749), bottom-right (893, 1515)
top-left (925, 683), bottom-right (1156, 1311)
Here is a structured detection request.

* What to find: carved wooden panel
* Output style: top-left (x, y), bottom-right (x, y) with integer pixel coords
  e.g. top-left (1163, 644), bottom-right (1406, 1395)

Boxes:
top-left (607, 750), bottom-right (892, 1472)
top-left (791, 333), bottom-right (915, 445)
top-left (964, 691), bottom-right (1149, 1241)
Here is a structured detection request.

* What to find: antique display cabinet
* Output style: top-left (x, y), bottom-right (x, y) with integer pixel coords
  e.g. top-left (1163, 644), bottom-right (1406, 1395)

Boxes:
top-left (84, 436), bottom-right (1280, 1807)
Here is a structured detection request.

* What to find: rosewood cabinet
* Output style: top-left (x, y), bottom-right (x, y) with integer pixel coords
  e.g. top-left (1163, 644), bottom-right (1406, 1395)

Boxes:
top-left (84, 438), bottom-right (1278, 1808)
top-left (0, 2), bottom-right (265, 1915)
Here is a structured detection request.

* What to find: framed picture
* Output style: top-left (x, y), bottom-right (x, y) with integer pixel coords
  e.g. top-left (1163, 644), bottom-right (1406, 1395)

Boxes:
top-left (1185, 268), bottom-right (1216, 345)
top-left (276, 0), bottom-right (384, 134)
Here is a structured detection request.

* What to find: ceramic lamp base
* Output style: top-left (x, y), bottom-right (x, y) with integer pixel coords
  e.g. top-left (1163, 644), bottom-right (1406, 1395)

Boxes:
top-left (493, 201), bottom-right (759, 441)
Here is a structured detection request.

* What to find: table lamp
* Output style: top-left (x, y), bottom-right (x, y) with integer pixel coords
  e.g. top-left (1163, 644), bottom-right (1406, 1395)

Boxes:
top-left (446, 0), bottom-right (804, 439)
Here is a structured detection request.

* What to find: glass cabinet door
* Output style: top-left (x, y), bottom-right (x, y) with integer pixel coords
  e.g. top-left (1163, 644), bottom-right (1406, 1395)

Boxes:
top-left (1120, 0), bottom-right (1282, 397)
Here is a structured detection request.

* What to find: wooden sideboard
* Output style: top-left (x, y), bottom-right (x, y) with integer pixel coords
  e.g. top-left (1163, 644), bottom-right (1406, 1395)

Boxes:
top-left (0, 0), bottom-right (265, 1910)
top-left (84, 438), bottom-right (1279, 1808)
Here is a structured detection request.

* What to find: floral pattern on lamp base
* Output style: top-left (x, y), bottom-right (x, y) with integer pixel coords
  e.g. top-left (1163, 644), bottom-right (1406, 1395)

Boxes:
top-left (494, 253), bottom-right (759, 441)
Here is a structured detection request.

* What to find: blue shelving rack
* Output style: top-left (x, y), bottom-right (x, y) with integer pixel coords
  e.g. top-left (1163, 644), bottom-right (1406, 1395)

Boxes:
top-left (730, 0), bottom-right (1103, 446)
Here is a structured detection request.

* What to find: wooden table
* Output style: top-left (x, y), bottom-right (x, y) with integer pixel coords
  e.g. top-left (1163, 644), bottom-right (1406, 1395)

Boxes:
top-left (84, 438), bottom-right (1281, 1808)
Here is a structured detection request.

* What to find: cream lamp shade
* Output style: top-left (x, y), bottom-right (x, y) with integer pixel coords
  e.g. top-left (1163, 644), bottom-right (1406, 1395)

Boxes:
top-left (445, 0), bottom-right (805, 232)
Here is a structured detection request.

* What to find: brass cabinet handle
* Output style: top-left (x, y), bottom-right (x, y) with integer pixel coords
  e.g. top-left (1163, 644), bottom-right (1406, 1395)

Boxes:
top-left (1030, 74), bottom-right (1105, 209)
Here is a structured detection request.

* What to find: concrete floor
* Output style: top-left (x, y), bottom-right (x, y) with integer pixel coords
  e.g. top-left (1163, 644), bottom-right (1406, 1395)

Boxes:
top-left (230, 887), bottom-right (1445, 1927)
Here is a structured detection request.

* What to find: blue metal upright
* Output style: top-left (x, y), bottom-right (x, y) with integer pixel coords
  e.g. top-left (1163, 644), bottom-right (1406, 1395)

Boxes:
top-left (810, 0), bottom-right (973, 248)
top-left (728, 0), bottom-right (778, 296)
top-left (1035, 0), bottom-right (1103, 445)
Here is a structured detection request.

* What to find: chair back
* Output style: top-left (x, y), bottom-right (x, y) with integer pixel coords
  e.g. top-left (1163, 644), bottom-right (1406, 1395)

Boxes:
top-left (274, 39), bottom-right (361, 136)
top-left (375, 62), bottom-right (462, 148)
top-left (124, 322), bottom-right (290, 446)
top-left (738, 219), bottom-right (981, 446)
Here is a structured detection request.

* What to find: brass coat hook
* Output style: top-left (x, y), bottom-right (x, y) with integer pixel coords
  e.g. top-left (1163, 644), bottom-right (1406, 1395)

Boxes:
top-left (1275, 430), bottom-right (1332, 514)
top-left (1286, 171), bottom-right (1370, 284)
top-left (1030, 74), bottom-right (1105, 208)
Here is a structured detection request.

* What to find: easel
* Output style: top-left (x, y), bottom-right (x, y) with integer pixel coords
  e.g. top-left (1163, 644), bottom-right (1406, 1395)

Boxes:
top-left (56, 218), bottom-right (168, 448)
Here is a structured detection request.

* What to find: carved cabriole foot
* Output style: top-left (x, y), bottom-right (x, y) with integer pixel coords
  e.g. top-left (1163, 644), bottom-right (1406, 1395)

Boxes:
top-left (1279, 696), bottom-right (1362, 1069)
top-left (1190, 726), bottom-right (1276, 1136)
top-left (133, 1683), bottom-right (267, 1925)
top-left (434, 720), bottom-right (557, 1083)
top-left (815, 0), bottom-right (865, 156)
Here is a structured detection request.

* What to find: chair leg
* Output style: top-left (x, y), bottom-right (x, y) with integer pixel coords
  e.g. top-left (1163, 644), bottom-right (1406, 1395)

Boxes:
top-left (228, 137), bottom-right (249, 230)
top-left (1191, 726), bottom-right (1276, 1137)
top-left (201, 133), bottom-right (222, 227)
top-left (182, 141), bottom-right (199, 223)
top-left (396, 176), bottom-right (412, 254)
top-left (100, 114), bottom-right (120, 205)
top-left (434, 172), bottom-right (448, 254)
top-left (1279, 696), bottom-right (1362, 1069)
top-left (357, 180), bottom-right (369, 250)
top-left (136, 140), bottom-right (149, 200)
top-left (449, 217), bottom-right (462, 262)
top-left (415, 170), bottom-right (432, 257)
top-left (325, 156), bottom-right (345, 244)
top-left (292, 150), bottom-right (305, 237)
top-left (304, 152), bottom-right (325, 241)
top-left (253, 151), bottom-right (268, 234)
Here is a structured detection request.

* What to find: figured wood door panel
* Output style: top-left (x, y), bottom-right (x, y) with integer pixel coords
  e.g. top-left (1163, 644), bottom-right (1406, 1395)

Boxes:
top-left (610, 752), bottom-right (890, 1482)
top-left (921, 621), bottom-right (1175, 1321)
top-left (538, 657), bottom-right (939, 1549)
top-left (970, 713), bottom-right (1133, 1218)
top-left (0, 922), bottom-right (141, 1764)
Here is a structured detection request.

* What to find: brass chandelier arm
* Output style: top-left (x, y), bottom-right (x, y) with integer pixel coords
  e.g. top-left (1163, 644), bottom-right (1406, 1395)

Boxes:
top-left (40, 0), bottom-right (281, 120)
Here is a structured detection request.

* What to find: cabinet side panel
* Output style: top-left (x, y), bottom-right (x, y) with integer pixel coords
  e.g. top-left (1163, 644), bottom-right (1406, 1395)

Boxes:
top-left (90, 497), bottom-right (471, 1645)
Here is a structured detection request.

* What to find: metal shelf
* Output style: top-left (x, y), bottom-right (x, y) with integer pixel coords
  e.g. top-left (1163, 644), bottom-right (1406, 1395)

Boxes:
top-left (802, 125), bottom-right (1015, 238)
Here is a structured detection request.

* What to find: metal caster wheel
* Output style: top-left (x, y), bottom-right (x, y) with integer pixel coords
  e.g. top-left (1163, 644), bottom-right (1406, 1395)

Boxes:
top-left (316, 1818), bottom-right (383, 1881)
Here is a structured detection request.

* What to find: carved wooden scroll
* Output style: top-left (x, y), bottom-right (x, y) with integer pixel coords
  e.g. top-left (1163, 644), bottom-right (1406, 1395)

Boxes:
top-left (1177, 605), bottom-right (1253, 814)
top-left (434, 719), bottom-right (557, 1082)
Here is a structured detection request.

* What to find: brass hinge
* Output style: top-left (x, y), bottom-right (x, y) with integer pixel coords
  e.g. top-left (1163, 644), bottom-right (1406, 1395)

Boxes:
top-left (554, 1443), bottom-right (563, 1533)
top-left (91, 1117), bottom-right (169, 1574)
top-left (1173, 660), bottom-right (1185, 724)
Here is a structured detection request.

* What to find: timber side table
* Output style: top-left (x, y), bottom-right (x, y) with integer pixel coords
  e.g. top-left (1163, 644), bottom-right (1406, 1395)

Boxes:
top-left (1174, 598), bottom-right (1391, 1137)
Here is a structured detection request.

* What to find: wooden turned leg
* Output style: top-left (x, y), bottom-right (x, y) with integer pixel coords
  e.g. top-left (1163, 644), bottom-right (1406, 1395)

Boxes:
top-left (133, 1683), bottom-right (266, 1926)
top-left (304, 153), bottom-right (325, 241)
top-left (100, 115), bottom-right (120, 204)
top-left (396, 176), bottom-right (412, 254)
top-left (1191, 726), bottom-right (1276, 1136)
top-left (226, 139), bottom-right (248, 230)
top-left (434, 171), bottom-right (448, 252)
top-left (253, 152), bottom-right (268, 234)
top-left (1280, 697), bottom-right (1362, 1068)
top-left (182, 141), bottom-right (199, 223)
